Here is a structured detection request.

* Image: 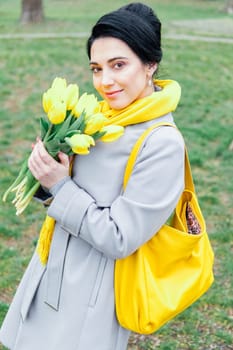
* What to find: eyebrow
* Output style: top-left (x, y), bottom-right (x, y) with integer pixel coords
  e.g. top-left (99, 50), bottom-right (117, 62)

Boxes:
top-left (89, 56), bottom-right (128, 65)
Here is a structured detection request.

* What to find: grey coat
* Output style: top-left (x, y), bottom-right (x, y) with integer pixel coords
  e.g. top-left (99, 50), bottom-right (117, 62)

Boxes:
top-left (0, 113), bottom-right (185, 350)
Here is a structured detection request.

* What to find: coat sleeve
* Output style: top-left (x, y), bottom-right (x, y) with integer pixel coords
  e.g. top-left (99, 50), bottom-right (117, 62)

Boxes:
top-left (47, 126), bottom-right (185, 259)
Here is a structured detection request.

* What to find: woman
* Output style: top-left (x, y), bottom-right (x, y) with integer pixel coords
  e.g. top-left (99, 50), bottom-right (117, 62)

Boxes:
top-left (0, 3), bottom-right (184, 350)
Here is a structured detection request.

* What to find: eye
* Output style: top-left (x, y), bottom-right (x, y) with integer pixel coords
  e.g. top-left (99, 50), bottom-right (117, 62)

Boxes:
top-left (90, 66), bottom-right (101, 74)
top-left (113, 61), bottom-right (125, 69)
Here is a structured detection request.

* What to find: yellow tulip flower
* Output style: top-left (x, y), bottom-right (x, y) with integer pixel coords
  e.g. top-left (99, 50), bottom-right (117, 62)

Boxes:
top-left (84, 113), bottom-right (108, 135)
top-left (42, 91), bottom-right (51, 114)
top-left (66, 84), bottom-right (79, 110)
top-left (49, 78), bottom-right (68, 108)
top-left (72, 92), bottom-right (87, 117)
top-left (51, 77), bottom-right (67, 91)
top-left (72, 93), bottom-right (99, 118)
top-left (84, 94), bottom-right (99, 117)
top-left (47, 100), bottom-right (67, 124)
top-left (42, 88), bottom-right (56, 114)
top-left (66, 134), bottom-right (95, 154)
top-left (100, 125), bottom-right (124, 142)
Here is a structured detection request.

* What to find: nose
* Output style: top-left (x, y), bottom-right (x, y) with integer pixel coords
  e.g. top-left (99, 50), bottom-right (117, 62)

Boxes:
top-left (101, 69), bottom-right (114, 86)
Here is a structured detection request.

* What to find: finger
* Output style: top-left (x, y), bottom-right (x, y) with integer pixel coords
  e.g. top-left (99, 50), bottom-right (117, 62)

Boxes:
top-left (58, 152), bottom-right (70, 168)
top-left (36, 140), bottom-right (54, 166)
top-left (28, 142), bottom-right (50, 175)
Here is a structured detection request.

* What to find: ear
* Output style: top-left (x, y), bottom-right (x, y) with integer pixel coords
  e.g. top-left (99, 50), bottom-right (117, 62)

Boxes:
top-left (147, 62), bottom-right (158, 77)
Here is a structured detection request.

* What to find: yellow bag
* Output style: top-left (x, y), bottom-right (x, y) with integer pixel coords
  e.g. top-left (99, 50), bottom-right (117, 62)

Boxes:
top-left (114, 122), bottom-right (214, 334)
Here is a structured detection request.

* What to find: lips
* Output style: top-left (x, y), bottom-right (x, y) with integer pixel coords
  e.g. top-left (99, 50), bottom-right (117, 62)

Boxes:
top-left (105, 89), bottom-right (123, 98)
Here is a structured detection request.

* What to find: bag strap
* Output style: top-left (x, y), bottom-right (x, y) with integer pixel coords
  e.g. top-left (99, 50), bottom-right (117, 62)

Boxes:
top-left (123, 122), bottom-right (195, 192)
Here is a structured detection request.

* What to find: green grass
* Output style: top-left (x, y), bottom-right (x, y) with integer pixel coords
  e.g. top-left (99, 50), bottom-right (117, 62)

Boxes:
top-left (0, 1), bottom-right (233, 349)
top-left (0, 0), bottom-right (230, 34)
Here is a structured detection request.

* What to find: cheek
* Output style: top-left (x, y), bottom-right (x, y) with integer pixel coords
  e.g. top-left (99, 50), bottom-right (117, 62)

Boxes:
top-left (133, 71), bottom-right (147, 89)
top-left (92, 77), bottom-right (106, 100)
top-left (92, 76), bottom-right (100, 91)
top-left (124, 65), bottom-right (147, 86)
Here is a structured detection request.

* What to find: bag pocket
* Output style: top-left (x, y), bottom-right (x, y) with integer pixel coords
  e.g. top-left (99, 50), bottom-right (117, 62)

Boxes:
top-left (172, 189), bottom-right (206, 234)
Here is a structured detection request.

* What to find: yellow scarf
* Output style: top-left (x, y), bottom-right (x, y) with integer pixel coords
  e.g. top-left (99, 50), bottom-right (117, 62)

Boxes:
top-left (37, 79), bottom-right (181, 264)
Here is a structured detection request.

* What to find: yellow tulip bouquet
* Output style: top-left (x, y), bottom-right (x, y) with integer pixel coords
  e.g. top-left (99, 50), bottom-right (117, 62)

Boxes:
top-left (3, 77), bottom-right (124, 215)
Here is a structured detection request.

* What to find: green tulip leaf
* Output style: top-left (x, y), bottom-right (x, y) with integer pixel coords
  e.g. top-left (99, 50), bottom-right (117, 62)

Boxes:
top-left (53, 113), bottom-right (73, 140)
top-left (91, 130), bottom-right (107, 140)
top-left (68, 113), bottom-right (85, 133)
top-left (59, 142), bottom-right (72, 155)
top-left (45, 139), bottom-right (60, 157)
top-left (40, 117), bottom-right (50, 139)
top-left (66, 130), bottom-right (81, 138)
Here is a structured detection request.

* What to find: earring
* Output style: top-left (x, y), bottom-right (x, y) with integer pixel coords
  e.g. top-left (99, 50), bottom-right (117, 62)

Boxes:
top-left (148, 79), bottom-right (152, 87)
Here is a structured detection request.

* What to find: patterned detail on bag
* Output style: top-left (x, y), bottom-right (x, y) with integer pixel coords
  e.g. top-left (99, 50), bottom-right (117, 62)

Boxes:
top-left (186, 203), bottom-right (201, 235)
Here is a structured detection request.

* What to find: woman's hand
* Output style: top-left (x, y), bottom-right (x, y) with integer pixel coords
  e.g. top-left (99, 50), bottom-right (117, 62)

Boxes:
top-left (28, 139), bottom-right (70, 190)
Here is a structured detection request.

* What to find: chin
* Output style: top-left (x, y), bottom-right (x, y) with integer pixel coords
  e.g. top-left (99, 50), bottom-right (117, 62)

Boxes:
top-left (108, 100), bottom-right (130, 110)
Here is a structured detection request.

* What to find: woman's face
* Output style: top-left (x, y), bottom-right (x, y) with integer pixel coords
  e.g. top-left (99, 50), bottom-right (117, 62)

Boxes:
top-left (90, 37), bottom-right (156, 110)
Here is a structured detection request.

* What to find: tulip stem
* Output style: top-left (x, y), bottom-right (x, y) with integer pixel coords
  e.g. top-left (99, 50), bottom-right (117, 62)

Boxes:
top-left (43, 124), bottom-right (53, 143)
top-left (2, 159), bottom-right (28, 202)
